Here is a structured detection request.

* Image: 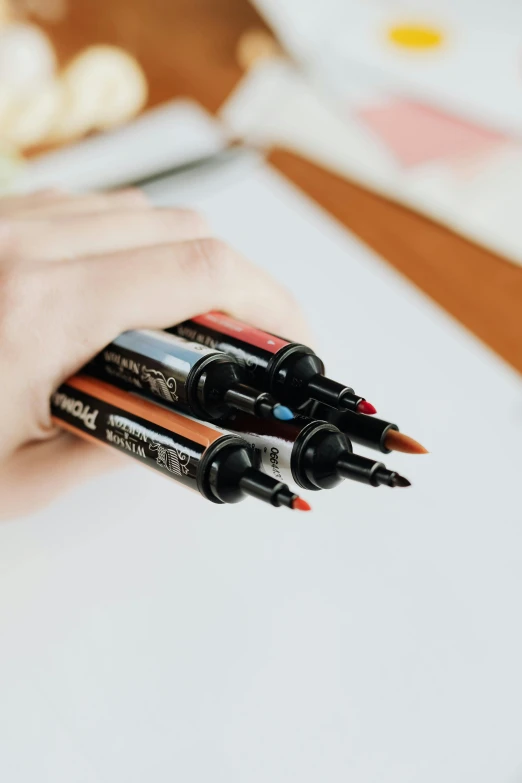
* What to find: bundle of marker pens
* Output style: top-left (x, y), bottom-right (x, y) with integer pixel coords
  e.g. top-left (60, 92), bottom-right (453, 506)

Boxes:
top-left (51, 312), bottom-right (426, 512)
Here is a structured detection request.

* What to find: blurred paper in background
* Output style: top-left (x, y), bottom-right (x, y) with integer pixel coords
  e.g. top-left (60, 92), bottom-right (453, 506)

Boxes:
top-left (223, 1), bottom-right (522, 267)
top-left (251, 0), bottom-right (522, 134)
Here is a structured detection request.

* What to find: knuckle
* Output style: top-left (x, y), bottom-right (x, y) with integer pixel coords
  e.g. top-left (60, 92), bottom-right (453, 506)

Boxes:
top-left (167, 208), bottom-right (210, 237)
top-left (189, 237), bottom-right (234, 281)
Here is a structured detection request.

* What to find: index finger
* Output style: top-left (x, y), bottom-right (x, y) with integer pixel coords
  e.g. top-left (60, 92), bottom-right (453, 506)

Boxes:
top-left (44, 238), bottom-right (311, 383)
top-left (81, 237), bottom-right (311, 344)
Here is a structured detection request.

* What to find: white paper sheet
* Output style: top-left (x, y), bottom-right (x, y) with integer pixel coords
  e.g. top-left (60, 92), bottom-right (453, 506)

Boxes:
top-left (18, 100), bottom-right (227, 193)
top-left (0, 161), bottom-right (521, 783)
top-left (221, 58), bottom-right (522, 267)
top-left (251, 0), bottom-right (522, 136)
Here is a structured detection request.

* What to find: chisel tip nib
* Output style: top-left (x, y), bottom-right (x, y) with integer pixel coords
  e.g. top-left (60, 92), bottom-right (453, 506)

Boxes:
top-left (394, 474), bottom-right (411, 488)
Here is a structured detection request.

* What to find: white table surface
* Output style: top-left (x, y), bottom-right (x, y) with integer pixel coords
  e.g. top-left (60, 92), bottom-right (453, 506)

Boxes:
top-left (1, 160), bottom-right (521, 783)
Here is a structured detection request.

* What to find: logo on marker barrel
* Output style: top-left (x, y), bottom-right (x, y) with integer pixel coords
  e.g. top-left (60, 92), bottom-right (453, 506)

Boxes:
top-left (141, 366), bottom-right (178, 402)
top-left (149, 442), bottom-right (190, 475)
top-left (52, 391), bottom-right (99, 431)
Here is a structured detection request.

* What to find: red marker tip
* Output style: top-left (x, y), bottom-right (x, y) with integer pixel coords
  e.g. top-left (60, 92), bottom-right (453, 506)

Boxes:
top-left (292, 497), bottom-right (312, 512)
top-left (357, 400), bottom-right (377, 415)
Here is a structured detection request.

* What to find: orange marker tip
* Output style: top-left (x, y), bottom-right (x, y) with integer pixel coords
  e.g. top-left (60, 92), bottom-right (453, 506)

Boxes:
top-left (292, 497), bottom-right (312, 512)
top-left (384, 429), bottom-right (428, 455)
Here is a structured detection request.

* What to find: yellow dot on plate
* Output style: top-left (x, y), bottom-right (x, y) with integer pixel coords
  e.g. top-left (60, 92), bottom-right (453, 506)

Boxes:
top-left (388, 24), bottom-right (444, 50)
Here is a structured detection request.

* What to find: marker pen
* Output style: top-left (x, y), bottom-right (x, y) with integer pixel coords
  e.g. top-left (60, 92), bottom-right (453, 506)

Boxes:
top-left (51, 376), bottom-right (311, 510)
top-left (223, 412), bottom-right (411, 491)
top-left (308, 402), bottom-right (428, 455)
top-left (86, 329), bottom-right (293, 422)
top-left (169, 311), bottom-right (376, 414)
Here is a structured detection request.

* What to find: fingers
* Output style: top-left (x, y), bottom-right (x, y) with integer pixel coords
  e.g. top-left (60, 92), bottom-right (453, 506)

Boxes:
top-left (0, 235), bottom-right (310, 450)
top-left (2, 205), bottom-right (210, 264)
top-left (0, 189), bottom-right (66, 215)
top-left (0, 433), bottom-right (123, 521)
top-left (68, 237), bottom-right (310, 350)
top-left (1, 189), bottom-right (148, 220)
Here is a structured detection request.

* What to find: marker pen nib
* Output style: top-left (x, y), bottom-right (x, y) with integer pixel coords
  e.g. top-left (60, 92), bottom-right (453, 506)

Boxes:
top-left (337, 453), bottom-right (410, 488)
top-left (357, 400), bottom-right (377, 415)
top-left (338, 394), bottom-right (377, 414)
top-left (273, 404), bottom-right (294, 421)
top-left (306, 376), bottom-right (372, 414)
top-left (384, 430), bottom-right (428, 455)
top-left (291, 496), bottom-right (312, 512)
top-left (224, 385), bottom-right (293, 421)
top-left (374, 467), bottom-right (411, 488)
top-left (240, 469), bottom-right (311, 510)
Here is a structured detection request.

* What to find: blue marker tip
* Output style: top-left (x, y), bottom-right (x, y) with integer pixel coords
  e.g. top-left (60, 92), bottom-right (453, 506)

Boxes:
top-left (273, 404), bottom-right (294, 421)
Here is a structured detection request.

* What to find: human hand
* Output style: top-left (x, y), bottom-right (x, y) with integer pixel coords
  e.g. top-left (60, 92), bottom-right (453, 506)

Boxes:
top-left (0, 189), bottom-right (310, 518)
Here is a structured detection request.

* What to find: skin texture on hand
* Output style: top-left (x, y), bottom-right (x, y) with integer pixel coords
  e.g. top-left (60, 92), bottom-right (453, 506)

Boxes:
top-left (0, 189), bottom-right (311, 519)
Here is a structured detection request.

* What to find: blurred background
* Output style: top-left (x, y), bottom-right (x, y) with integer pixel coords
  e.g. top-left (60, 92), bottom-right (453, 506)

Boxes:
top-left (0, 0), bottom-right (521, 372)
